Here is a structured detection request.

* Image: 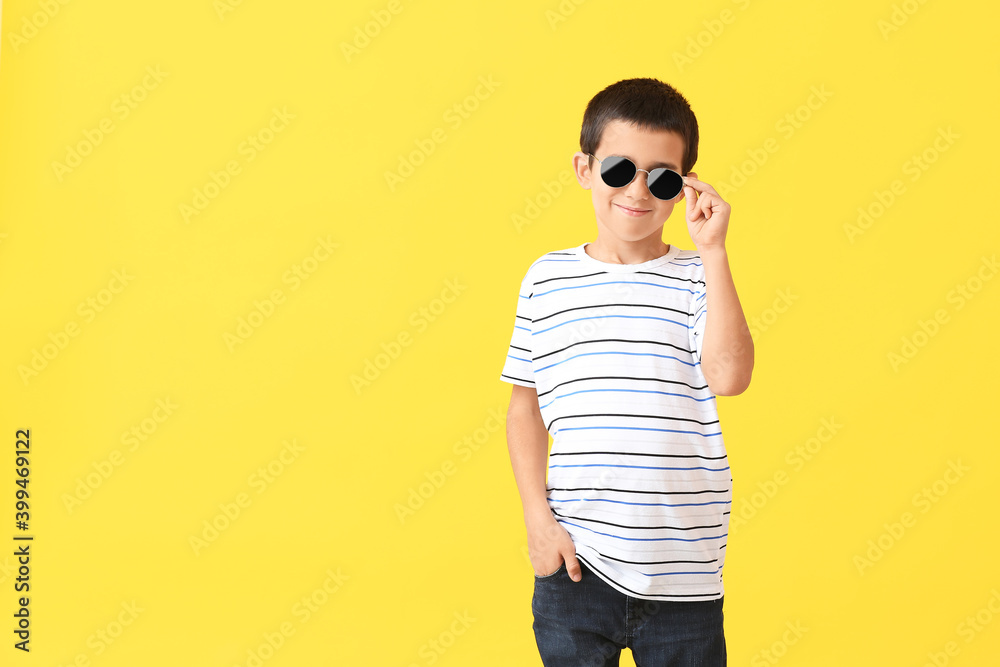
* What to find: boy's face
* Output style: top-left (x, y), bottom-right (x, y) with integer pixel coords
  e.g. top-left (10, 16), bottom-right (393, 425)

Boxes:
top-left (573, 119), bottom-right (688, 245)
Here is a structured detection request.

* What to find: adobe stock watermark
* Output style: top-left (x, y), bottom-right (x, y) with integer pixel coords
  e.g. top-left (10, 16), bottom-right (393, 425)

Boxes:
top-left (511, 169), bottom-right (574, 234)
top-left (384, 76), bottom-right (501, 192)
top-left (61, 397), bottom-right (178, 514)
top-left (340, 0), bottom-right (408, 62)
top-left (533, 279), bottom-right (645, 346)
top-left (6, 0), bottom-right (73, 54)
top-left (51, 65), bottom-right (168, 183)
top-left (544, 0), bottom-right (591, 30)
top-left (54, 600), bottom-right (144, 664)
top-left (351, 277), bottom-right (466, 393)
top-left (231, 566), bottom-right (349, 667)
top-left (223, 235), bottom-right (338, 352)
top-left (729, 417), bottom-right (842, 534)
top-left (672, 0), bottom-right (752, 72)
top-left (188, 439), bottom-right (305, 556)
top-left (877, 0), bottom-right (931, 39)
top-left (748, 288), bottom-right (798, 343)
top-left (404, 610), bottom-right (477, 667)
top-left (716, 85), bottom-right (833, 199)
top-left (394, 407), bottom-right (505, 523)
top-left (887, 254), bottom-right (997, 372)
top-left (750, 620), bottom-right (808, 667)
top-left (844, 126), bottom-right (959, 243)
top-left (18, 268), bottom-right (134, 385)
top-left (214, 0), bottom-right (247, 20)
top-left (0, 557), bottom-right (17, 587)
top-left (179, 106), bottom-right (295, 223)
top-left (853, 459), bottom-right (969, 575)
top-left (920, 588), bottom-right (1000, 667)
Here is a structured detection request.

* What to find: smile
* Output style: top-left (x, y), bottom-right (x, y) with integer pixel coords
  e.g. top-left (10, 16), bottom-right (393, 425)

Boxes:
top-left (615, 203), bottom-right (650, 216)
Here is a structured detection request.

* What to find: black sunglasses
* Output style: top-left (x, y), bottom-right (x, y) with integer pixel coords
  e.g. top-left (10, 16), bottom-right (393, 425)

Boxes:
top-left (588, 153), bottom-right (685, 201)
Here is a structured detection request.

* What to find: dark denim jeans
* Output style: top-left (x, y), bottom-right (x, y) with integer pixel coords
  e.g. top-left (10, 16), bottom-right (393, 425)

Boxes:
top-left (531, 560), bottom-right (726, 666)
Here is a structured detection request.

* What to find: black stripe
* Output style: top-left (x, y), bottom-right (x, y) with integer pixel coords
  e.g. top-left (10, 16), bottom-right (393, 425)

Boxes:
top-left (548, 451), bottom-right (727, 460)
top-left (634, 270), bottom-right (706, 286)
top-left (500, 374), bottom-right (533, 385)
top-left (533, 337), bottom-right (692, 361)
top-left (536, 375), bottom-right (709, 399)
top-left (594, 550), bottom-right (719, 566)
top-left (534, 270), bottom-right (607, 286)
top-left (552, 509), bottom-right (722, 532)
top-left (533, 302), bottom-right (688, 324)
top-left (548, 486), bottom-right (730, 495)
top-left (509, 344), bottom-right (530, 353)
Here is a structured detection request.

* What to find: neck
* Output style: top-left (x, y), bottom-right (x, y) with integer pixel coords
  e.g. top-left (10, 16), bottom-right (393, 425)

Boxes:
top-left (585, 236), bottom-right (670, 265)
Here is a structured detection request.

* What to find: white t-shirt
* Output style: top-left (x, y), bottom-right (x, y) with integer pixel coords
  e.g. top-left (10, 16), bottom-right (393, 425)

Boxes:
top-left (500, 242), bottom-right (730, 601)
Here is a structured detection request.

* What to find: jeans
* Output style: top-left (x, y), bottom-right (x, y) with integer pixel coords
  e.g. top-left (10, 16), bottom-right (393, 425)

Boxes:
top-left (531, 560), bottom-right (726, 666)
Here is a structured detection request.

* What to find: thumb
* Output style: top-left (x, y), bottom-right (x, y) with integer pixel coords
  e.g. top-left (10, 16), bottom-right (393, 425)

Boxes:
top-left (564, 551), bottom-right (582, 582)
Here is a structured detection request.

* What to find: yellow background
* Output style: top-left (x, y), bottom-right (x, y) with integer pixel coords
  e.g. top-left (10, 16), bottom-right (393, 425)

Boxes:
top-left (1, 0), bottom-right (998, 665)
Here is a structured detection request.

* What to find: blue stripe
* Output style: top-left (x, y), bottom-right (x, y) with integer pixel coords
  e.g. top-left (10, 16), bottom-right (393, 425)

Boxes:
top-left (549, 463), bottom-right (729, 472)
top-left (558, 519), bottom-right (726, 543)
top-left (535, 280), bottom-right (699, 298)
top-left (538, 350), bottom-right (697, 372)
top-left (514, 324), bottom-right (530, 332)
top-left (506, 353), bottom-right (530, 363)
top-left (556, 426), bottom-right (722, 438)
top-left (534, 314), bottom-right (688, 335)
top-left (550, 498), bottom-right (731, 508)
top-left (539, 387), bottom-right (714, 410)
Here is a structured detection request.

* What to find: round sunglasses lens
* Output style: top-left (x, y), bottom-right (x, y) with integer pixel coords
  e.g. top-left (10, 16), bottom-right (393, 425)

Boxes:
top-left (600, 156), bottom-right (636, 188)
top-left (648, 169), bottom-right (683, 200)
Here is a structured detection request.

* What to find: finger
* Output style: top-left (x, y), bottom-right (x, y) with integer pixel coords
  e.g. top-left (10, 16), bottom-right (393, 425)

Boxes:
top-left (685, 184), bottom-right (698, 218)
top-left (682, 175), bottom-right (720, 197)
top-left (564, 551), bottom-right (582, 582)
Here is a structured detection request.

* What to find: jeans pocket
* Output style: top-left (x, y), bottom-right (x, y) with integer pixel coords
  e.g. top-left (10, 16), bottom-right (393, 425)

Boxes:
top-left (534, 562), bottom-right (566, 580)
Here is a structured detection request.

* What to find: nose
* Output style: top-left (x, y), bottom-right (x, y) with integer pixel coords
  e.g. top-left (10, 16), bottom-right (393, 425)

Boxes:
top-left (624, 169), bottom-right (651, 200)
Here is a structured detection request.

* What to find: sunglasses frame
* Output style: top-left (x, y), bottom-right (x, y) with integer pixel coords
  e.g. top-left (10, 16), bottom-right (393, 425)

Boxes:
top-left (587, 153), bottom-right (685, 201)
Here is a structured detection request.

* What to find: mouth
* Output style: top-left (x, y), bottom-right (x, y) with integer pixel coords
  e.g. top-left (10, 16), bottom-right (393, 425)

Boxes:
top-left (615, 203), bottom-right (650, 216)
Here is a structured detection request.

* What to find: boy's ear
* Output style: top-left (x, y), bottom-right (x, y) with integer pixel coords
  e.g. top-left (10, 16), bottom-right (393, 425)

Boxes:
top-left (572, 152), bottom-right (593, 189)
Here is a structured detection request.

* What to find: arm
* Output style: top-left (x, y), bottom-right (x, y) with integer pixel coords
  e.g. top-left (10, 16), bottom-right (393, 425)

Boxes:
top-left (700, 248), bottom-right (754, 395)
top-left (682, 174), bottom-right (754, 396)
top-left (506, 383), bottom-right (582, 581)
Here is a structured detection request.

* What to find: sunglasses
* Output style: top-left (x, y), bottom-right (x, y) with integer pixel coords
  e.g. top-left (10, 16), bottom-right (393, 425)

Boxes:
top-left (588, 153), bottom-right (685, 201)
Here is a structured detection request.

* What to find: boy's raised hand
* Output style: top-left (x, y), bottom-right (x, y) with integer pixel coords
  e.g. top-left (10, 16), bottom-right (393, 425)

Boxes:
top-left (682, 173), bottom-right (731, 253)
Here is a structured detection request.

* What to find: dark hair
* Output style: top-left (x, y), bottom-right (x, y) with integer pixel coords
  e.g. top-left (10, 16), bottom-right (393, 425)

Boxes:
top-left (580, 78), bottom-right (699, 175)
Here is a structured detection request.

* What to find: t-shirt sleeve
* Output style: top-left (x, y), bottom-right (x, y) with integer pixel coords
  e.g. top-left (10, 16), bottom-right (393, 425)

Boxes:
top-left (500, 270), bottom-right (535, 387)
top-left (688, 262), bottom-right (708, 364)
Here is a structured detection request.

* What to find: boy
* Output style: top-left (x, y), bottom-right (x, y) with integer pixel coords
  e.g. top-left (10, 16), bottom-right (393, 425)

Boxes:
top-left (500, 78), bottom-right (753, 666)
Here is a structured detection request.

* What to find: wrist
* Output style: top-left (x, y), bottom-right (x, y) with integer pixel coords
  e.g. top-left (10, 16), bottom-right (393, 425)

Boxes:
top-left (697, 244), bottom-right (728, 259)
top-left (524, 503), bottom-right (555, 527)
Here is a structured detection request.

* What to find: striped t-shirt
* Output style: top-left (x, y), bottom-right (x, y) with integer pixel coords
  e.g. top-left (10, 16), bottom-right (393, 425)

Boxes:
top-left (500, 241), bottom-right (730, 601)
